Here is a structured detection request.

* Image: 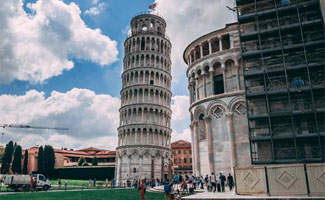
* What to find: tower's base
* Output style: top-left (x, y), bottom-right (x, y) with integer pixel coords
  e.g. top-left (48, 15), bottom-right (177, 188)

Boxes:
top-left (115, 145), bottom-right (172, 186)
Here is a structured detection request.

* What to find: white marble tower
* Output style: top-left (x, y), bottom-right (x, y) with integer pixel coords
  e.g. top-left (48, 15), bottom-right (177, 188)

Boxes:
top-left (115, 12), bottom-right (172, 185)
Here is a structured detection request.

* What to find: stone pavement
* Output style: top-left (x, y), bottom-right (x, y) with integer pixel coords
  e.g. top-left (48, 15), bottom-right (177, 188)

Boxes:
top-left (181, 190), bottom-right (324, 199)
top-left (150, 185), bottom-right (324, 199)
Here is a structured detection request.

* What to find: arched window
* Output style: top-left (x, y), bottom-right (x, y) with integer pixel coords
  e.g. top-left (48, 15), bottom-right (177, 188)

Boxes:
top-left (198, 113), bottom-right (204, 120)
top-left (141, 38), bottom-right (145, 50)
top-left (133, 168), bottom-right (136, 173)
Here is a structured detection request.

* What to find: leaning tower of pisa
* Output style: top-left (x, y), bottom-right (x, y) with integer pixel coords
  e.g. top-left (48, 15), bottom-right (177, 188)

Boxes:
top-left (115, 12), bottom-right (172, 185)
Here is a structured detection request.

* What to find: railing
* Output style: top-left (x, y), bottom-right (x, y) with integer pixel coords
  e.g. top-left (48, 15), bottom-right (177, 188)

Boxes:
top-left (126, 30), bottom-right (170, 41)
top-left (132, 11), bottom-right (165, 20)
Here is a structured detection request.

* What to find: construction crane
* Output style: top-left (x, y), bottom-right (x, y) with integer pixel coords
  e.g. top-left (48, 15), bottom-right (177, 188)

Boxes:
top-left (1, 124), bottom-right (69, 131)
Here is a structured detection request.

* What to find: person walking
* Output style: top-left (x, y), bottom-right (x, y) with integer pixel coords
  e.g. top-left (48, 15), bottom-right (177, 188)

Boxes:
top-left (200, 176), bottom-right (204, 189)
top-left (58, 179), bottom-right (62, 190)
top-left (139, 179), bottom-right (146, 200)
top-left (164, 181), bottom-right (171, 200)
top-left (227, 173), bottom-right (234, 191)
top-left (216, 176), bottom-right (221, 192)
top-left (219, 173), bottom-right (226, 192)
top-left (211, 173), bottom-right (216, 192)
top-left (105, 178), bottom-right (109, 188)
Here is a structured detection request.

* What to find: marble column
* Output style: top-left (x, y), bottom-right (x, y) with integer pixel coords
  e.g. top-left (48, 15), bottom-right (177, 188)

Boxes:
top-left (219, 36), bottom-right (223, 51)
top-left (128, 154), bottom-right (132, 180)
top-left (195, 76), bottom-right (200, 100)
top-left (208, 40), bottom-right (212, 55)
top-left (192, 120), bottom-right (200, 176)
top-left (222, 64), bottom-right (227, 93)
top-left (202, 73), bottom-right (207, 98)
top-left (190, 122), bottom-right (196, 175)
top-left (203, 116), bottom-right (215, 174)
top-left (200, 44), bottom-right (203, 59)
top-left (225, 112), bottom-right (237, 174)
top-left (139, 154), bottom-right (143, 179)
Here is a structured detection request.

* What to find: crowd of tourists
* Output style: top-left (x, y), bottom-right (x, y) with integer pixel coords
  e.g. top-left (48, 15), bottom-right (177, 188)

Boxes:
top-left (135, 172), bottom-right (235, 200)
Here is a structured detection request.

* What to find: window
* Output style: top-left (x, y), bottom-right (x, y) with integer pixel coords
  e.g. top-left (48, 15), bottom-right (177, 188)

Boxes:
top-left (214, 74), bottom-right (224, 95)
top-left (141, 38), bottom-right (145, 50)
top-left (184, 158), bottom-right (187, 163)
top-left (174, 159), bottom-right (176, 163)
top-left (184, 150), bottom-right (187, 154)
top-left (150, 80), bottom-right (154, 85)
top-left (222, 34), bottom-right (230, 50)
top-left (190, 158), bottom-right (192, 163)
top-left (133, 168), bottom-right (136, 173)
top-left (178, 150), bottom-right (181, 154)
top-left (189, 150), bottom-right (192, 154)
top-left (178, 158), bottom-right (181, 164)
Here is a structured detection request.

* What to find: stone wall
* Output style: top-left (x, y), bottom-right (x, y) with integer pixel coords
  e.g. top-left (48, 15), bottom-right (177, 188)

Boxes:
top-left (190, 94), bottom-right (250, 176)
top-left (235, 163), bottom-right (325, 197)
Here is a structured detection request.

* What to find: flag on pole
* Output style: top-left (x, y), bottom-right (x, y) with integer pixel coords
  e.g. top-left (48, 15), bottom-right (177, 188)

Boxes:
top-left (149, 2), bottom-right (157, 9)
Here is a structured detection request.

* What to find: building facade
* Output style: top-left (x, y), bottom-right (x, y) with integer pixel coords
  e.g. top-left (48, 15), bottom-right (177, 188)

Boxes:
top-left (25, 147), bottom-right (116, 174)
top-left (171, 140), bottom-right (193, 175)
top-left (115, 12), bottom-right (172, 184)
top-left (184, 23), bottom-right (251, 176)
top-left (236, 0), bottom-right (325, 164)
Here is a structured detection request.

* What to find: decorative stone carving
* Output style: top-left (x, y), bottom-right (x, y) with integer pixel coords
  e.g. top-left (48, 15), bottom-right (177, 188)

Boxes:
top-left (276, 169), bottom-right (297, 189)
top-left (316, 170), bottom-right (325, 185)
top-left (211, 106), bottom-right (225, 119)
top-left (234, 102), bottom-right (246, 115)
top-left (243, 170), bottom-right (260, 189)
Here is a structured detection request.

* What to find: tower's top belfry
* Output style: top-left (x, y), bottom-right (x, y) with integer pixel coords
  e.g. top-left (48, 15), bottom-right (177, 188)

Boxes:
top-left (130, 12), bottom-right (167, 37)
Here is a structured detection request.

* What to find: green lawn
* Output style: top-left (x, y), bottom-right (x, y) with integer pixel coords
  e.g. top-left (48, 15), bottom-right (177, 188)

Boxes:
top-left (50, 179), bottom-right (107, 186)
top-left (0, 189), bottom-right (164, 200)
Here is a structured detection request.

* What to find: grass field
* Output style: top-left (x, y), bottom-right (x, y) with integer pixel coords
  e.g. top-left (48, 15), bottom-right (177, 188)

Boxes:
top-left (50, 179), bottom-right (108, 186)
top-left (0, 189), bottom-right (164, 200)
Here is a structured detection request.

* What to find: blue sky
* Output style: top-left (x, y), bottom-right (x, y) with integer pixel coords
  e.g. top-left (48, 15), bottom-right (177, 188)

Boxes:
top-left (0, 0), bottom-right (234, 149)
top-left (1, 0), bottom-right (184, 98)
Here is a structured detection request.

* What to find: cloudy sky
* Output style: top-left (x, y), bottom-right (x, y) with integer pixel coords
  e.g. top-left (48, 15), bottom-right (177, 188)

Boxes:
top-left (0, 0), bottom-right (235, 150)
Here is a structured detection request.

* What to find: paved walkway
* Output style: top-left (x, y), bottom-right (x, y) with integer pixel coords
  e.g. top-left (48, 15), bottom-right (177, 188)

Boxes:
top-left (182, 190), bottom-right (324, 199)
top-left (150, 185), bottom-right (323, 199)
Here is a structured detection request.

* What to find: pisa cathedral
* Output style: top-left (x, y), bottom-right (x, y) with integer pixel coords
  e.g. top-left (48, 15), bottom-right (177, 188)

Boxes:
top-left (183, 23), bottom-right (251, 176)
top-left (115, 13), bottom-right (172, 185)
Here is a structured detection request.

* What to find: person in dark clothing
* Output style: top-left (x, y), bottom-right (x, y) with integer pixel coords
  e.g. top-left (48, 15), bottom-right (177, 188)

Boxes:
top-left (227, 173), bottom-right (234, 191)
top-left (179, 175), bottom-right (183, 184)
top-left (219, 173), bottom-right (226, 192)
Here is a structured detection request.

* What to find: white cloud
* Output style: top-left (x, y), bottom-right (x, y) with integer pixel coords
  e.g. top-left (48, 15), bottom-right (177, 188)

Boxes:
top-left (171, 95), bottom-right (190, 122)
top-left (85, 2), bottom-right (107, 16)
top-left (153, 0), bottom-right (236, 83)
top-left (0, 0), bottom-right (118, 84)
top-left (171, 95), bottom-right (191, 142)
top-left (172, 128), bottom-right (191, 143)
top-left (0, 92), bottom-right (192, 149)
top-left (0, 88), bottom-right (120, 150)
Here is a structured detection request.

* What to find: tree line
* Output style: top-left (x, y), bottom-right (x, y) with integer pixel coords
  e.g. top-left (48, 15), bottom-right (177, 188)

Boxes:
top-left (1, 141), bottom-right (56, 177)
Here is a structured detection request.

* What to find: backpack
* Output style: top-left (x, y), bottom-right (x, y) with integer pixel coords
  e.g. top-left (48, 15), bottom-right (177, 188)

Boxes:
top-left (164, 184), bottom-right (171, 193)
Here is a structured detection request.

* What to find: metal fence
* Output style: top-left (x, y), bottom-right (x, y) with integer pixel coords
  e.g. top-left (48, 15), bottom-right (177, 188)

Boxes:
top-left (234, 163), bottom-right (325, 196)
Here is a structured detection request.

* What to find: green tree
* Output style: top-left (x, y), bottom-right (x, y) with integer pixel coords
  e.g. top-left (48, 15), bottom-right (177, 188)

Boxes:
top-left (78, 157), bottom-right (86, 166)
top-left (1, 141), bottom-right (14, 174)
top-left (44, 145), bottom-right (55, 177)
top-left (37, 146), bottom-right (44, 174)
top-left (12, 145), bottom-right (22, 174)
top-left (23, 149), bottom-right (29, 174)
top-left (92, 156), bottom-right (98, 166)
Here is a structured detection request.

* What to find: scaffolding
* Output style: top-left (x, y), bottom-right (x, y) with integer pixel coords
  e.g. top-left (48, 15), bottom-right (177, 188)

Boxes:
top-left (237, 0), bottom-right (325, 164)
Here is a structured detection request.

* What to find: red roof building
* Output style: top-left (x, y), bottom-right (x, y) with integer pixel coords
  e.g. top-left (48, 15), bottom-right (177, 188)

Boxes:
top-left (24, 146), bottom-right (116, 174)
top-left (171, 140), bottom-right (193, 175)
